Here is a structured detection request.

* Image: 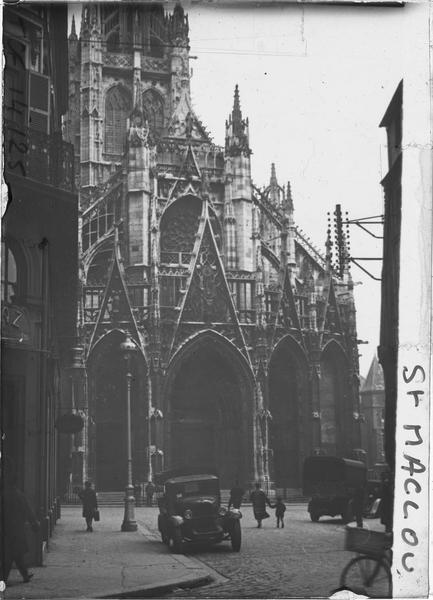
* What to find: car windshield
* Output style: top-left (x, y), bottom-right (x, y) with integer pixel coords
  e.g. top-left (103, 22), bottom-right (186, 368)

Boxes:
top-left (169, 479), bottom-right (219, 499)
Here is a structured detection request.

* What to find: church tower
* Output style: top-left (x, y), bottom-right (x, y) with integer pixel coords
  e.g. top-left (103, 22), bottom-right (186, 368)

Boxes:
top-left (224, 85), bottom-right (254, 272)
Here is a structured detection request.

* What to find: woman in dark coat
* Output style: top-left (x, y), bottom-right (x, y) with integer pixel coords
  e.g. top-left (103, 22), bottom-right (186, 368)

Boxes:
top-left (78, 481), bottom-right (98, 532)
top-left (250, 482), bottom-right (272, 528)
top-left (1, 476), bottom-right (39, 583)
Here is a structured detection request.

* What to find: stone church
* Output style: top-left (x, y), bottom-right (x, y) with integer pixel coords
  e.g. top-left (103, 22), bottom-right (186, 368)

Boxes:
top-left (65, 3), bottom-right (362, 494)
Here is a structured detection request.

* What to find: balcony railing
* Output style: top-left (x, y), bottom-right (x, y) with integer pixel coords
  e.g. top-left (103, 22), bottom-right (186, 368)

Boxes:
top-left (4, 122), bottom-right (75, 192)
top-left (161, 251), bottom-right (192, 267)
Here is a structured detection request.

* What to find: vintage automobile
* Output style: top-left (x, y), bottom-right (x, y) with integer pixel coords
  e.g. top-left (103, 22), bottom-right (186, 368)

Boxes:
top-left (303, 456), bottom-right (367, 523)
top-left (155, 470), bottom-right (242, 553)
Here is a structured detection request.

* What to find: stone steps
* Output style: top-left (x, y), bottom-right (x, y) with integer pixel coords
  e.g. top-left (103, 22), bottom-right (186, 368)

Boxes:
top-left (65, 489), bottom-right (308, 506)
top-left (96, 492), bottom-right (127, 506)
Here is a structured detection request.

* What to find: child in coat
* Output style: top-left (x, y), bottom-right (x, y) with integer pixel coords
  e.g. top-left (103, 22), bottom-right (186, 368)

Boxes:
top-left (273, 497), bottom-right (286, 528)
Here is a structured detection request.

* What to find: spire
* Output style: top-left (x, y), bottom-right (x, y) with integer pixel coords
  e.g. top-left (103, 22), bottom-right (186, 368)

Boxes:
top-left (270, 162), bottom-right (277, 187)
top-left (173, 1), bottom-right (185, 20)
top-left (286, 181), bottom-right (294, 213)
top-left (225, 85), bottom-right (250, 157)
top-left (269, 163), bottom-right (281, 207)
top-left (69, 14), bottom-right (77, 40)
top-left (325, 227), bottom-right (333, 271)
top-left (170, 1), bottom-right (189, 43)
top-left (232, 84), bottom-right (242, 134)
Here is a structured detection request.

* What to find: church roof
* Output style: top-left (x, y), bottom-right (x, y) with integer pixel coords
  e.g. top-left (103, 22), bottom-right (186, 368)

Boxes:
top-left (361, 354), bottom-right (384, 392)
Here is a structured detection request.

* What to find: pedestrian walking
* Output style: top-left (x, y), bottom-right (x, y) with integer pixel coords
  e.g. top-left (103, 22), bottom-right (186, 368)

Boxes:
top-left (0, 472), bottom-right (40, 584)
top-left (271, 497), bottom-right (286, 528)
top-left (250, 482), bottom-right (272, 528)
top-left (228, 480), bottom-right (244, 510)
top-left (145, 480), bottom-right (155, 507)
top-left (78, 481), bottom-right (98, 532)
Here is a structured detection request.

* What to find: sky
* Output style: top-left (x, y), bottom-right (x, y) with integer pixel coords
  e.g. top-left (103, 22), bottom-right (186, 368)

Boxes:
top-left (68, 2), bottom-right (412, 376)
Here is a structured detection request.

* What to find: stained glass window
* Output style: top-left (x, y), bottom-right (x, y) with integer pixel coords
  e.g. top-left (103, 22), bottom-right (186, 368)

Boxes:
top-left (142, 89), bottom-right (164, 135)
top-left (160, 196), bottom-right (201, 257)
top-left (104, 86), bottom-right (131, 155)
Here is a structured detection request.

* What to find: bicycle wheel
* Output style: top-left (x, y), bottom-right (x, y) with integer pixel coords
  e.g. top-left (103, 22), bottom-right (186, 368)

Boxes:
top-left (340, 555), bottom-right (392, 598)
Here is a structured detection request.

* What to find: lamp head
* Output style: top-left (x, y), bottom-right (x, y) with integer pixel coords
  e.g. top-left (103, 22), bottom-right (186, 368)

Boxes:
top-left (120, 335), bottom-right (137, 358)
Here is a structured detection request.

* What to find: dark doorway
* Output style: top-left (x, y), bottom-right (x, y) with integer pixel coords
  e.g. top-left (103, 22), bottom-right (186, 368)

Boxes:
top-left (1, 369), bottom-right (25, 489)
top-left (166, 340), bottom-right (250, 488)
top-left (269, 338), bottom-right (308, 488)
top-left (89, 332), bottom-right (146, 491)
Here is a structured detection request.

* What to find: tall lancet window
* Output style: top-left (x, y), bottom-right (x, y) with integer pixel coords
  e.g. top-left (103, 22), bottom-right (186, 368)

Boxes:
top-left (104, 86), bottom-right (131, 155)
top-left (142, 89), bottom-right (164, 136)
top-left (103, 7), bottom-right (120, 51)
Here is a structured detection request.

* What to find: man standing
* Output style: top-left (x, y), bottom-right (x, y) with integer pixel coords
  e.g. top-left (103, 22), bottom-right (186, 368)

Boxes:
top-left (1, 472), bottom-right (40, 583)
top-left (250, 482), bottom-right (272, 528)
top-left (78, 481), bottom-right (98, 532)
top-left (228, 480), bottom-right (244, 510)
top-left (145, 480), bottom-right (155, 507)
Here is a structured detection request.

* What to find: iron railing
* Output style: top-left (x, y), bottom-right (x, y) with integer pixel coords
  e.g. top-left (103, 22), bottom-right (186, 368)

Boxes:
top-left (4, 122), bottom-right (75, 192)
top-left (160, 251), bottom-right (192, 266)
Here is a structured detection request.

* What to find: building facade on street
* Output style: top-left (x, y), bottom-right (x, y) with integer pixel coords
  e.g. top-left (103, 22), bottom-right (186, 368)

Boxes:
top-left (2, 4), bottom-right (77, 563)
top-left (377, 80), bottom-right (402, 477)
top-left (65, 3), bottom-right (362, 494)
top-left (360, 355), bottom-right (385, 469)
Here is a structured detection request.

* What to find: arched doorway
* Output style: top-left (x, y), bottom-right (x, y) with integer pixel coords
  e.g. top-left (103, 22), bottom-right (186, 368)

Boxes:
top-left (87, 331), bottom-right (147, 491)
top-left (319, 342), bottom-right (350, 457)
top-left (268, 336), bottom-right (309, 488)
top-left (163, 334), bottom-right (254, 488)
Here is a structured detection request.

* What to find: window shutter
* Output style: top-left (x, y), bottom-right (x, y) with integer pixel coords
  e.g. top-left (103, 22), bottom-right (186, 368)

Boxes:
top-left (28, 71), bottom-right (50, 132)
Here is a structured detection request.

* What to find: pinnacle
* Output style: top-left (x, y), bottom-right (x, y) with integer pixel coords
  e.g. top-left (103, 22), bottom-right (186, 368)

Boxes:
top-left (270, 163), bottom-right (278, 187)
top-left (174, 1), bottom-right (184, 15)
top-left (226, 83), bottom-right (250, 155)
top-left (232, 84), bottom-right (242, 122)
top-left (70, 14), bottom-right (77, 39)
top-left (286, 181), bottom-right (294, 213)
top-left (325, 228), bottom-right (333, 267)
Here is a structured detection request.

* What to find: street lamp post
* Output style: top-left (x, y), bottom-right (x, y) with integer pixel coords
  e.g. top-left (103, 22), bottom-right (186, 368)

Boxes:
top-left (120, 335), bottom-right (137, 532)
top-left (147, 377), bottom-right (153, 484)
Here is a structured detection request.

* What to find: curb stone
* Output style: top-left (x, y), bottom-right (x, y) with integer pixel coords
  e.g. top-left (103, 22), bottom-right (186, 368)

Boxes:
top-left (97, 574), bottom-right (214, 599)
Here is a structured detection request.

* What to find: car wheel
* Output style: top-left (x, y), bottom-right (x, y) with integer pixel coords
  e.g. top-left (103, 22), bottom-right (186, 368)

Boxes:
top-left (231, 520), bottom-right (241, 552)
top-left (172, 528), bottom-right (183, 554)
top-left (310, 512), bottom-right (320, 522)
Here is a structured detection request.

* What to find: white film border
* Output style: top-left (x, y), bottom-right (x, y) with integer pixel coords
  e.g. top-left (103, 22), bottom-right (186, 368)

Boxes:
top-left (392, 4), bottom-right (432, 595)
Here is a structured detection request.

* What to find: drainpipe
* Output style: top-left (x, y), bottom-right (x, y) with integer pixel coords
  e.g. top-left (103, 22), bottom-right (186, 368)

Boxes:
top-left (38, 237), bottom-right (50, 558)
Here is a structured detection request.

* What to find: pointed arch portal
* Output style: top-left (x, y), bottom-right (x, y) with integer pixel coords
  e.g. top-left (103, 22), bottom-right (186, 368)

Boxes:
top-left (269, 336), bottom-right (309, 489)
top-left (163, 334), bottom-right (254, 488)
top-left (87, 330), bottom-right (147, 491)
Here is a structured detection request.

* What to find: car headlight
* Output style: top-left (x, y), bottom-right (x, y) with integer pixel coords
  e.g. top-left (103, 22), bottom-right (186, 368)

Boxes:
top-left (184, 509), bottom-right (193, 520)
top-left (219, 506), bottom-right (227, 516)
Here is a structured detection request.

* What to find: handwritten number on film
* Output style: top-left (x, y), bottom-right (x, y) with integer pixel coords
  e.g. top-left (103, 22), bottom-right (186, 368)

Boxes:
top-left (6, 28), bottom-right (28, 177)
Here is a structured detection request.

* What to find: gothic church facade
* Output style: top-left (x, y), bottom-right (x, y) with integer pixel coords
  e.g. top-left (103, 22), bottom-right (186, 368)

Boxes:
top-left (66, 3), bottom-right (361, 493)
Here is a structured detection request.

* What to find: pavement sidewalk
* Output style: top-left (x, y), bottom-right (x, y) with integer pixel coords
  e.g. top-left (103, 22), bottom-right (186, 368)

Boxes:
top-left (4, 506), bottom-right (214, 600)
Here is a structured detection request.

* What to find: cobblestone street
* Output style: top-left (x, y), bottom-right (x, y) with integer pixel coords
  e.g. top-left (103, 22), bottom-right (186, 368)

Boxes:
top-left (136, 504), bottom-right (372, 598)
